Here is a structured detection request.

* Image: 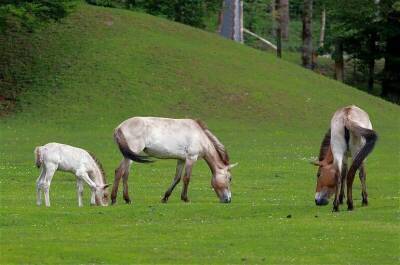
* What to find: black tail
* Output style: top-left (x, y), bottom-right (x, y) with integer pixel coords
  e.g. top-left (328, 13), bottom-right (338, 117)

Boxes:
top-left (346, 120), bottom-right (378, 179)
top-left (114, 128), bottom-right (153, 163)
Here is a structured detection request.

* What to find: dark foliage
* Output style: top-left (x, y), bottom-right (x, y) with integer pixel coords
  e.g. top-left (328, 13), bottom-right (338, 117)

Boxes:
top-left (86, 0), bottom-right (221, 28)
top-left (0, 0), bottom-right (76, 112)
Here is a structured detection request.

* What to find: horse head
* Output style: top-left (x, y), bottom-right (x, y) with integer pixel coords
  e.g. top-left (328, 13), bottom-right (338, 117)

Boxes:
top-left (311, 144), bottom-right (337, 206)
top-left (212, 163), bottom-right (237, 203)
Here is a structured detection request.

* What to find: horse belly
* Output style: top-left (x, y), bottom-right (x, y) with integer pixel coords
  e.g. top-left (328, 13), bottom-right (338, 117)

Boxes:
top-left (144, 142), bottom-right (187, 159)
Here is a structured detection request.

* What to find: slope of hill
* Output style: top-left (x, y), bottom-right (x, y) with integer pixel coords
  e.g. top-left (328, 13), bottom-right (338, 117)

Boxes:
top-left (0, 3), bottom-right (398, 264)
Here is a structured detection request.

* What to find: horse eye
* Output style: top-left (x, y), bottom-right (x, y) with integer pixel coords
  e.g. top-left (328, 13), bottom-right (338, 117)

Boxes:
top-left (229, 176), bottom-right (232, 182)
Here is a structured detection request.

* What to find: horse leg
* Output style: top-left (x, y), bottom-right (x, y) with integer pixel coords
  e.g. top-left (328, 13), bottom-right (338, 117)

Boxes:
top-left (76, 171), bottom-right (97, 205)
top-left (162, 159), bottom-right (184, 203)
top-left (181, 159), bottom-right (195, 202)
top-left (76, 178), bottom-right (84, 207)
top-left (36, 167), bottom-right (45, 206)
top-left (347, 137), bottom-right (364, 210)
top-left (339, 160), bottom-right (347, 204)
top-left (122, 159), bottom-right (133, 204)
top-left (111, 158), bottom-right (131, 205)
top-left (43, 164), bottom-right (57, 207)
top-left (332, 158), bottom-right (343, 212)
top-left (346, 168), bottom-right (357, 211)
top-left (359, 164), bottom-right (368, 206)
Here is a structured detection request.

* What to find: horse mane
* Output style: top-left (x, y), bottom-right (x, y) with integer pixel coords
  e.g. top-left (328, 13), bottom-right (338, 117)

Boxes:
top-left (195, 119), bottom-right (230, 165)
top-left (318, 128), bottom-right (331, 162)
top-left (88, 152), bottom-right (107, 184)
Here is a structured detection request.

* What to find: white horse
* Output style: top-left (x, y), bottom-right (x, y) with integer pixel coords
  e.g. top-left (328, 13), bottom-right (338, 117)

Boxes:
top-left (35, 143), bottom-right (110, 207)
top-left (312, 105), bottom-right (377, 211)
top-left (111, 117), bottom-right (237, 204)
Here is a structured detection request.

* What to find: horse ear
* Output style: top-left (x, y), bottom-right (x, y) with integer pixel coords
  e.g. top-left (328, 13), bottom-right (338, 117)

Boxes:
top-left (103, 184), bottom-right (111, 189)
top-left (310, 160), bottom-right (321, 166)
top-left (228, 162), bottom-right (238, 169)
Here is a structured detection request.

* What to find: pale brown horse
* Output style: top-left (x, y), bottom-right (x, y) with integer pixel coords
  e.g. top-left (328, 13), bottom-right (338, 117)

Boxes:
top-left (312, 106), bottom-right (377, 211)
top-left (111, 117), bottom-right (237, 204)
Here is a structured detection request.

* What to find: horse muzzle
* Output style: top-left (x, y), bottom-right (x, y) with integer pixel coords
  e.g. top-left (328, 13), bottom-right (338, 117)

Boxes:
top-left (221, 195), bottom-right (232, 203)
top-left (315, 198), bottom-right (329, 206)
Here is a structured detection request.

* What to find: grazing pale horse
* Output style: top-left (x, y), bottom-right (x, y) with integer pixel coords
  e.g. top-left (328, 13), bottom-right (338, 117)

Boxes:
top-left (312, 105), bottom-right (377, 211)
top-left (111, 117), bottom-right (237, 204)
top-left (35, 143), bottom-right (110, 207)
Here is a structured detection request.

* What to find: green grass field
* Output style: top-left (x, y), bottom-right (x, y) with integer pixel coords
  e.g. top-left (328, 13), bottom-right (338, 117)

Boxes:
top-left (1, 3), bottom-right (399, 264)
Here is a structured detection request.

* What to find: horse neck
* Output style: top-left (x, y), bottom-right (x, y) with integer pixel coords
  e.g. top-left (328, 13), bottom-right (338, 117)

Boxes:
top-left (91, 164), bottom-right (105, 186)
top-left (321, 146), bottom-right (334, 165)
top-left (203, 145), bottom-right (225, 175)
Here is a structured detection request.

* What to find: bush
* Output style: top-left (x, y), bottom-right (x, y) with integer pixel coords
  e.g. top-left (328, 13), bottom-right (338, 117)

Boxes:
top-left (85, 0), bottom-right (115, 8)
top-left (0, 1), bottom-right (76, 33)
top-left (0, 1), bottom-right (76, 113)
top-left (85, 0), bottom-right (218, 28)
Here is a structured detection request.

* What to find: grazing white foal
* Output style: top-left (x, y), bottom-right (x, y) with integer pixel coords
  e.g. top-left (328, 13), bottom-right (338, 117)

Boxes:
top-left (34, 143), bottom-right (110, 207)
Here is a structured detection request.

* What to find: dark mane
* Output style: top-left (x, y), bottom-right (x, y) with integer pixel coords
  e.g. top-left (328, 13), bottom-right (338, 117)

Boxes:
top-left (88, 152), bottom-right (107, 184)
top-left (196, 119), bottom-right (230, 165)
top-left (318, 128), bottom-right (331, 161)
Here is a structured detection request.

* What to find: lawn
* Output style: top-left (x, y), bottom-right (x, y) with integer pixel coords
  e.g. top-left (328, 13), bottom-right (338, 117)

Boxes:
top-left (0, 3), bottom-right (399, 264)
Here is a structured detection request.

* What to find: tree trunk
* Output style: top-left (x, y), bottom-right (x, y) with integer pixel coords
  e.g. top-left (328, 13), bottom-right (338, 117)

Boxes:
top-left (367, 32), bottom-right (377, 91)
top-left (217, 3), bottom-right (223, 33)
top-left (381, 33), bottom-right (400, 101)
top-left (367, 59), bottom-right (375, 91)
top-left (279, 0), bottom-right (289, 40)
top-left (271, 0), bottom-right (276, 37)
top-left (301, 0), bottom-right (313, 69)
top-left (275, 0), bottom-right (282, 57)
top-left (319, 6), bottom-right (326, 49)
top-left (219, 0), bottom-right (243, 43)
top-left (333, 40), bottom-right (344, 82)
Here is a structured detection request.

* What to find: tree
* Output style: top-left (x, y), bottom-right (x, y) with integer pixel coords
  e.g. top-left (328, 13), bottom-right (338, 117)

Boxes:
top-left (279, 0), bottom-right (289, 40)
top-left (324, 0), bottom-right (384, 88)
top-left (219, 0), bottom-right (243, 42)
top-left (332, 40), bottom-right (344, 81)
top-left (275, 0), bottom-right (282, 57)
top-left (301, 0), bottom-right (313, 69)
top-left (381, 1), bottom-right (400, 102)
top-left (319, 4), bottom-right (326, 48)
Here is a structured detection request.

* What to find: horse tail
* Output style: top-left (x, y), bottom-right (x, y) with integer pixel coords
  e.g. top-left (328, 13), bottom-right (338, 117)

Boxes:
top-left (113, 128), bottom-right (153, 163)
top-left (34, 146), bottom-right (43, 168)
top-left (345, 119), bottom-right (378, 180)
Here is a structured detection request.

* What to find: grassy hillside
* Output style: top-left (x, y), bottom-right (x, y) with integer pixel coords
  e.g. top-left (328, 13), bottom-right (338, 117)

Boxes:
top-left (0, 3), bottom-right (399, 264)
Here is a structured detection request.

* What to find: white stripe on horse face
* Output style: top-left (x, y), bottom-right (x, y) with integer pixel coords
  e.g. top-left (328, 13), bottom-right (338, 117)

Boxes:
top-left (315, 192), bottom-right (321, 200)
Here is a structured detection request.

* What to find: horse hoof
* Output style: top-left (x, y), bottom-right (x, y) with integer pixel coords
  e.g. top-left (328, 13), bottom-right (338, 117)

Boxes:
top-left (124, 199), bottom-right (132, 204)
top-left (332, 206), bottom-right (339, 212)
top-left (111, 199), bottom-right (116, 205)
top-left (347, 204), bottom-right (354, 211)
top-left (362, 200), bottom-right (368, 206)
top-left (161, 197), bottom-right (168, 203)
top-left (181, 197), bottom-right (190, 203)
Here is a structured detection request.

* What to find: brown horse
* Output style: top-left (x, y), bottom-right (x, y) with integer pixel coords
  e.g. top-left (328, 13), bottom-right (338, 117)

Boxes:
top-left (312, 106), bottom-right (377, 211)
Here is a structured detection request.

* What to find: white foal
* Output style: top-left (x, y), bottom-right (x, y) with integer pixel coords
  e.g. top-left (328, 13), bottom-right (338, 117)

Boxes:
top-left (34, 143), bottom-right (110, 207)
